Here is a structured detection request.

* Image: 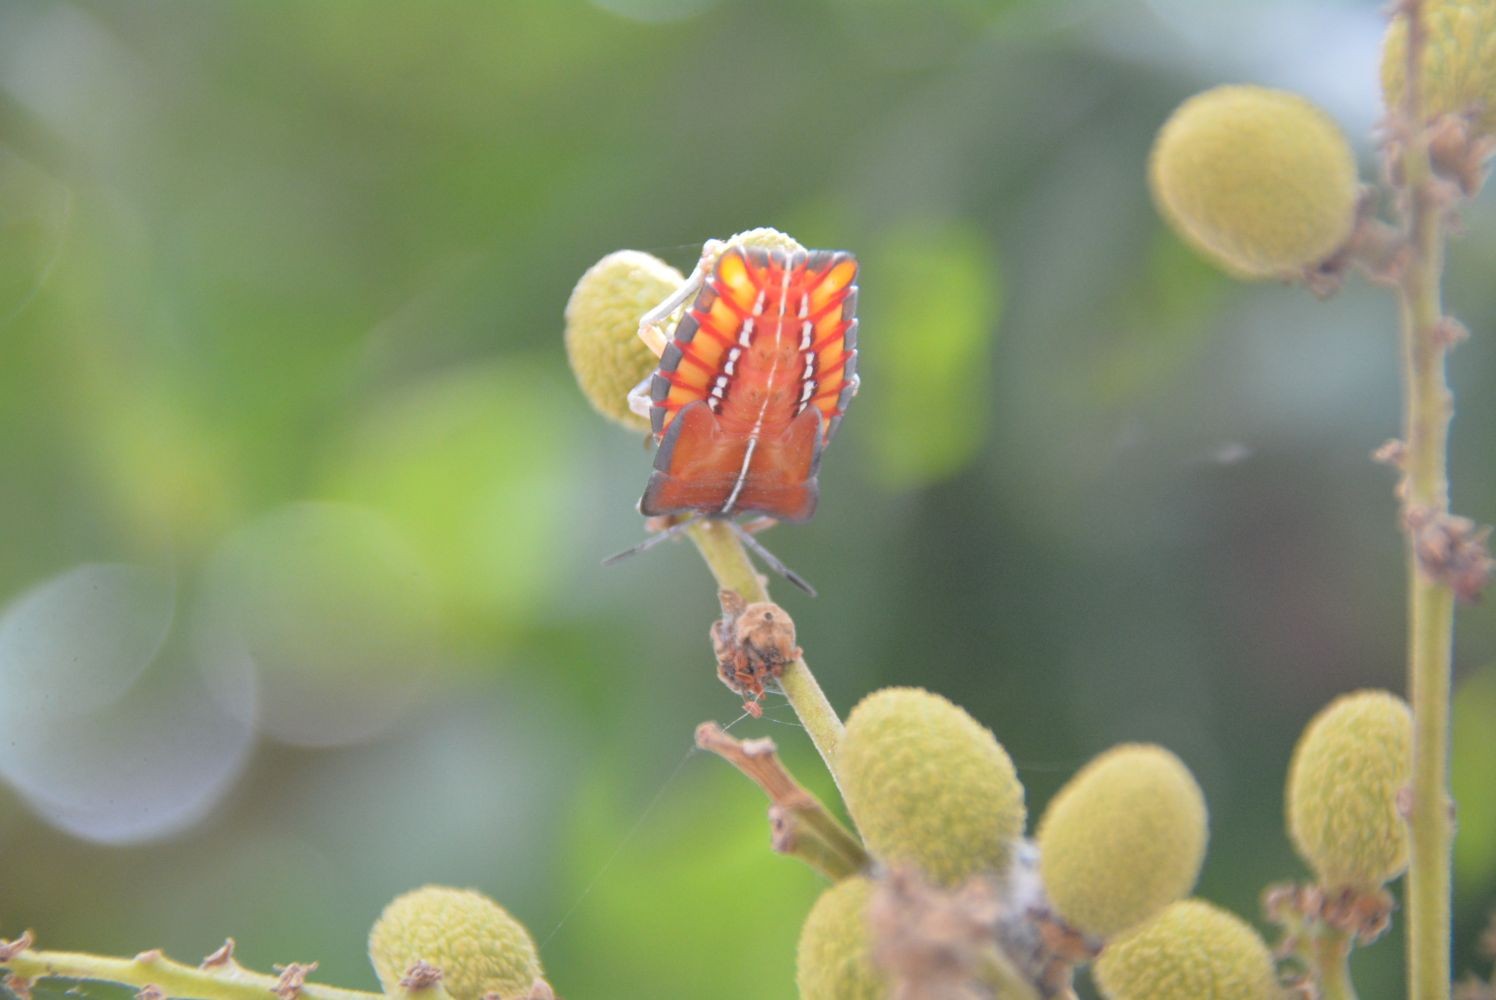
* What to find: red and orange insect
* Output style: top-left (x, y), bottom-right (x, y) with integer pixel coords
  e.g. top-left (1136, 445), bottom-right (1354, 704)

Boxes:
top-left (631, 244), bottom-right (860, 524)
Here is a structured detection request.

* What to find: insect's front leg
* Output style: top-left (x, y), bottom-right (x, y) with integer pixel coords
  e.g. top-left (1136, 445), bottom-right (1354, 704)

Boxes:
top-left (635, 239), bottom-right (723, 357)
top-left (626, 373), bottom-right (654, 421)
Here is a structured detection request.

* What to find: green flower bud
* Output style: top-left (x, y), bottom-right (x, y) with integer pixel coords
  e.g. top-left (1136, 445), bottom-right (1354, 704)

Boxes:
top-left (1094, 899), bottom-right (1278, 1000)
top-left (1287, 689), bottom-right (1413, 890)
top-left (796, 876), bottom-right (888, 1000)
top-left (1149, 85), bottom-right (1359, 279)
top-left (1036, 744), bottom-right (1207, 939)
top-left (368, 885), bottom-right (542, 1000)
top-left (722, 226), bottom-right (806, 255)
top-left (1382, 0), bottom-right (1496, 135)
top-left (564, 250), bottom-right (683, 433)
top-left (837, 687), bottom-right (1025, 887)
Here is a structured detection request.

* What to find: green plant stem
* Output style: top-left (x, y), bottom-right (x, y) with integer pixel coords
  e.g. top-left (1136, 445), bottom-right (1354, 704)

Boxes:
top-left (686, 520), bottom-right (845, 777)
top-left (1315, 928), bottom-right (1360, 1000)
top-left (1396, 3), bottom-right (1455, 998)
top-left (3, 947), bottom-right (384, 1000)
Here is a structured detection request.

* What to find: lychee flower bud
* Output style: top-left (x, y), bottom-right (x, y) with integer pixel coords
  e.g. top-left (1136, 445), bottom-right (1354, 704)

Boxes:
top-left (368, 885), bottom-right (542, 1000)
top-left (796, 876), bottom-right (888, 1000)
top-left (1036, 744), bottom-right (1207, 939)
top-left (564, 250), bottom-right (683, 432)
top-left (837, 688), bottom-right (1026, 887)
top-left (1094, 899), bottom-right (1278, 1000)
top-left (1382, 0), bottom-right (1496, 135)
top-left (1287, 689), bottom-right (1413, 890)
top-left (1149, 85), bottom-right (1359, 279)
top-left (722, 226), bottom-right (806, 255)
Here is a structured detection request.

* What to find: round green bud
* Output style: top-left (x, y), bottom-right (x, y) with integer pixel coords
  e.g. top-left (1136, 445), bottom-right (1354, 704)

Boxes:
top-left (722, 226), bottom-right (806, 255)
top-left (1287, 689), bottom-right (1413, 890)
top-left (1036, 744), bottom-right (1207, 939)
top-left (837, 687), bottom-right (1025, 887)
top-left (368, 885), bottom-right (542, 1000)
top-left (1149, 85), bottom-right (1359, 279)
top-left (564, 250), bottom-right (683, 433)
top-left (1094, 899), bottom-right (1278, 1000)
top-left (796, 876), bottom-right (888, 1000)
top-left (1382, 0), bottom-right (1496, 135)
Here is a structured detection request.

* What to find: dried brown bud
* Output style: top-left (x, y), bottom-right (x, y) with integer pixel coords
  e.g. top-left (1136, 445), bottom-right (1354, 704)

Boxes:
top-left (400, 961), bottom-right (445, 991)
top-left (1372, 439), bottom-right (1407, 468)
top-left (1261, 881), bottom-right (1394, 947)
top-left (1434, 316), bottom-right (1471, 347)
top-left (1405, 508), bottom-right (1494, 602)
top-left (200, 939), bottom-right (236, 969)
top-left (1427, 113), bottom-right (1495, 198)
top-left (868, 867), bottom-right (1009, 999)
top-left (710, 589), bottom-right (801, 715)
top-left (0, 931), bottom-right (33, 962)
top-left (272, 962), bottom-right (318, 1000)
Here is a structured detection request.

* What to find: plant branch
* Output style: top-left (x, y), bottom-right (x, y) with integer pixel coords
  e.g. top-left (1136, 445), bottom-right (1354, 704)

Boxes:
top-left (686, 520), bottom-right (845, 777)
top-left (1392, 2), bottom-right (1456, 998)
top-left (695, 721), bottom-right (868, 881)
top-left (1315, 927), bottom-right (1360, 1000)
top-left (1, 933), bottom-right (383, 1000)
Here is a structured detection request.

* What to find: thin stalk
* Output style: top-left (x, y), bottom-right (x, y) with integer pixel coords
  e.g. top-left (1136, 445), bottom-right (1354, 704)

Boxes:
top-left (1395, 2), bottom-right (1455, 997)
top-left (696, 720), bottom-right (867, 880)
top-left (686, 520), bottom-right (845, 777)
top-left (3, 944), bottom-right (383, 1000)
top-left (1315, 928), bottom-right (1360, 1000)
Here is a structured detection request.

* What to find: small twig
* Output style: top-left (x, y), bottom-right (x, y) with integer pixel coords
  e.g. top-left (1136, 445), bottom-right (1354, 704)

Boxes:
top-left (0, 933), bottom-right (382, 1000)
top-left (695, 721), bottom-right (867, 880)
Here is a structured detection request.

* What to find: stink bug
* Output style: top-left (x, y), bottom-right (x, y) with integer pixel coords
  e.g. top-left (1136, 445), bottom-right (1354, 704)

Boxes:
top-left (607, 237), bottom-right (860, 593)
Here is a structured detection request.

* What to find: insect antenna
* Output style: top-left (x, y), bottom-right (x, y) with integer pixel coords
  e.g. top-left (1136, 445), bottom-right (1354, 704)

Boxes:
top-left (601, 515), bottom-right (702, 567)
top-left (729, 521), bottom-right (817, 597)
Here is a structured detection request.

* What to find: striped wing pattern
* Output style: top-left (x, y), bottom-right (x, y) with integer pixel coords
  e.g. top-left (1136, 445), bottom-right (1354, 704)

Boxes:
top-left (639, 246), bottom-right (859, 522)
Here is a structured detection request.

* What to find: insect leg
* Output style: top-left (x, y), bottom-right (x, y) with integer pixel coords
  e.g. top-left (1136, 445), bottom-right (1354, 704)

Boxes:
top-left (636, 239), bottom-right (724, 357)
top-left (601, 515), bottom-right (702, 566)
top-left (729, 521), bottom-right (817, 598)
top-left (626, 372), bottom-right (654, 421)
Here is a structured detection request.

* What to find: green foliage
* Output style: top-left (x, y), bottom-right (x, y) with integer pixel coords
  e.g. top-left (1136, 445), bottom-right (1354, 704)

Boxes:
top-left (861, 220), bottom-right (1000, 487)
top-left (1453, 666), bottom-right (1496, 892)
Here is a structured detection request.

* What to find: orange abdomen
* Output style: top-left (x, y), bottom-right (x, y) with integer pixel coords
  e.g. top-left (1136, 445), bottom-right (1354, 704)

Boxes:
top-left (639, 245), bottom-right (859, 522)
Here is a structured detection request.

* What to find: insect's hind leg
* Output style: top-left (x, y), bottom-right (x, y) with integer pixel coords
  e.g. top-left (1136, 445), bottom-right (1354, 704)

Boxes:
top-left (729, 521), bottom-right (817, 597)
top-left (602, 515), bottom-right (702, 566)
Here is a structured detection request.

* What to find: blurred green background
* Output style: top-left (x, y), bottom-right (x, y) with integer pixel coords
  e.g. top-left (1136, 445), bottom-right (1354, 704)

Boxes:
top-left (1, 1), bottom-right (1494, 997)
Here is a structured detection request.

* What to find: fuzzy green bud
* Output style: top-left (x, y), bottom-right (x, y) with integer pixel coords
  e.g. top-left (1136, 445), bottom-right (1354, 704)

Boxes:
top-left (1094, 899), bottom-right (1278, 1000)
top-left (722, 226), bottom-right (806, 255)
top-left (368, 885), bottom-right (542, 1000)
top-left (1149, 85), bottom-right (1359, 279)
top-left (1036, 744), bottom-right (1207, 939)
top-left (837, 687), bottom-right (1026, 887)
top-left (1287, 689), bottom-right (1413, 890)
top-left (796, 876), bottom-right (888, 1000)
top-left (564, 250), bottom-right (683, 433)
top-left (1382, 0), bottom-right (1496, 135)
